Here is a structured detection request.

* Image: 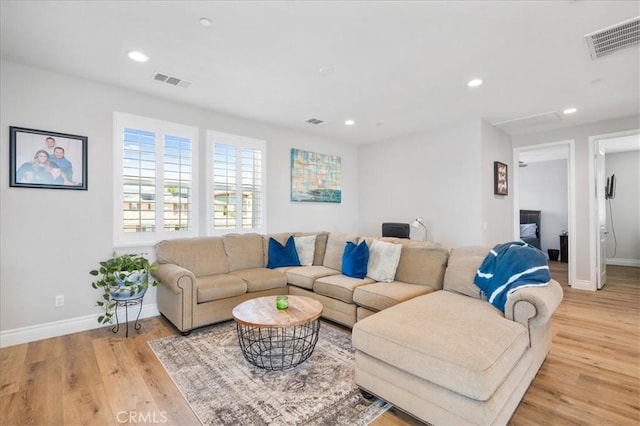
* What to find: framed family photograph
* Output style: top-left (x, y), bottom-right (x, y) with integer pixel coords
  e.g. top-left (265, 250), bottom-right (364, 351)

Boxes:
top-left (9, 126), bottom-right (87, 190)
top-left (494, 161), bottom-right (508, 196)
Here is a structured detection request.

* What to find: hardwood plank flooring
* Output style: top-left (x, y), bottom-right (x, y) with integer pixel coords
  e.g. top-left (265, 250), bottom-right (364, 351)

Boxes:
top-left (0, 263), bottom-right (638, 425)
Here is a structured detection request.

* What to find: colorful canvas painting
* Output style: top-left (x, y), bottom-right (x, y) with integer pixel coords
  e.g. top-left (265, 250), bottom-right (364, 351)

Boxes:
top-left (291, 148), bottom-right (342, 203)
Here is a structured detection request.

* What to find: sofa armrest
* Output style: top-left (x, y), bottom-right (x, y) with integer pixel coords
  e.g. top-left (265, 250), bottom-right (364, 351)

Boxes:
top-left (153, 263), bottom-right (197, 294)
top-left (504, 279), bottom-right (563, 327)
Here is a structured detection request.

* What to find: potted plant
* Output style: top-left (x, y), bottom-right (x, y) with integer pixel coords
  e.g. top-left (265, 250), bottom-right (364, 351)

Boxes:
top-left (89, 252), bottom-right (158, 324)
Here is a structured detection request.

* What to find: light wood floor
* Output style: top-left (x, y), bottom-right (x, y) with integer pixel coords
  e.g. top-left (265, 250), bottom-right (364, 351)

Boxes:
top-left (1, 263), bottom-right (638, 425)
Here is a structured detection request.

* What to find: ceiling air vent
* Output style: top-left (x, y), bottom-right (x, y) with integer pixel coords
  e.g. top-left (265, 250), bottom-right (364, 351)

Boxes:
top-left (585, 16), bottom-right (640, 60)
top-left (492, 111), bottom-right (562, 133)
top-left (306, 118), bottom-right (325, 125)
top-left (153, 72), bottom-right (192, 88)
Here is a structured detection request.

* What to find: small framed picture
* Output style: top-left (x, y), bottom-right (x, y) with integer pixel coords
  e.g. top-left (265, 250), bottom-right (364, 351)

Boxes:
top-left (494, 161), bottom-right (508, 196)
top-left (9, 126), bottom-right (87, 190)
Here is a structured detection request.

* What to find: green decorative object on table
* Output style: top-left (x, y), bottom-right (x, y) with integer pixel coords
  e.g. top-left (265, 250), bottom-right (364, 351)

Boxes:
top-left (89, 252), bottom-right (157, 324)
top-left (276, 295), bottom-right (289, 310)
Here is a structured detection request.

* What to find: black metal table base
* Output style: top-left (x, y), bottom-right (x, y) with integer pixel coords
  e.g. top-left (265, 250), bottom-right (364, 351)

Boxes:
top-left (236, 320), bottom-right (321, 370)
top-left (112, 296), bottom-right (144, 337)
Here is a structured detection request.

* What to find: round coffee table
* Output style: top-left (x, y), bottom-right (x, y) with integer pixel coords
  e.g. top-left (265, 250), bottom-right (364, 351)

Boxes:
top-left (232, 295), bottom-right (323, 370)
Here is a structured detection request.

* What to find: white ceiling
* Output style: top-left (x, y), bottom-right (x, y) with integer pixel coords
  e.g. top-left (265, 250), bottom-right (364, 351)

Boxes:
top-left (1, 1), bottom-right (639, 145)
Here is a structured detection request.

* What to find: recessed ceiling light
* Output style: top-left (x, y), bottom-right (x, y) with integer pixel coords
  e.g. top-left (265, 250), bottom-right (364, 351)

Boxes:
top-left (318, 66), bottom-right (334, 76)
top-left (200, 17), bottom-right (213, 27)
top-left (345, 119), bottom-right (355, 126)
top-left (467, 78), bottom-right (483, 88)
top-left (563, 108), bottom-right (578, 114)
top-left (128, 51), bottom-right (149, 63)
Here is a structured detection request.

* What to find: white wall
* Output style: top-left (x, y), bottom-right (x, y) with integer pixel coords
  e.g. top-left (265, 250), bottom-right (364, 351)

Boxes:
top-left (605, 150), bottom-right (640, 265)
top-left (512, 115), bottom-right (640, 285)
top-left (519, 160), bottom-right (569, 255)
top-left (358, 119), bottom-right (481, 247)
top-left (481, 120), bottom-right (514, 245)
top-left (0, 60), bottom-right (359, 337)
top-left (357, 119), bottom-right (513, 248)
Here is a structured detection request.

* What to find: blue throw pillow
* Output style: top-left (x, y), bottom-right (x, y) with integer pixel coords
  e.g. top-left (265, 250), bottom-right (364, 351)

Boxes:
top-left (267, 236), bottom-right (301, 268)
top-left (342, 241), bottom-right (369, 279)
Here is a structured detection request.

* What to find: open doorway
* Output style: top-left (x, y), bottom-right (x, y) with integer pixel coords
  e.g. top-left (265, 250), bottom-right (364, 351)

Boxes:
top-left (513, 140), bottom-right (576, 287)
top-left (590, 130), bottom-right (640, 289)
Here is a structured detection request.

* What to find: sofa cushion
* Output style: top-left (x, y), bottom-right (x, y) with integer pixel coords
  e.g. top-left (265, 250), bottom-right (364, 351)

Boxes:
top-left (223, 233), bottom-right (264, 271)
top-left (299, 231), bottom-right (329, 265)
top-left (196, 274), bottom-right (247, 303)
top-left (444, 246), bottom-right (490, 299)
top-left (294, 234), bottom-right (316, 266)
top-left (286, 265), bottom-right (339, 290)
top-left (323, 233), bottom-right (358, 271)
top-left (367, 240), bottom-right (402, 283)
top-left (155, 237), bottom-right (229, 277)
top-left (352, 291), bottom-right (530, 401)
top-left (342, 241), bottom-right (369, 279)
top-left (393, 240), bottom-right (449, 289)
top-left (313, 274), bottom-right (375, 304)
top-left (353, 282), bottom-right (434, 312)
top-left (229, 268), bottom-right (287, 292)
top-left (267, 236), bottom-right (301, 268)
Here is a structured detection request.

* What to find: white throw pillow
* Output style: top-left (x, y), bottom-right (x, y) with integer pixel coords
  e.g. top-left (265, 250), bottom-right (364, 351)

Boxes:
top-left (520, 223), bottom-right (537, 238)
top-left (367, 240), bottom-right (402, 283)
top-left (294, 235), bottom-right (317, 266)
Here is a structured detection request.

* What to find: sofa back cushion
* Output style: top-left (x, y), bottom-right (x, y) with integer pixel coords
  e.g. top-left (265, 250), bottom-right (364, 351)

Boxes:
top-left (443, 245), bottom-right (490, 298)
top-left (393, 240), bottom-right (449, 289)
top-left (155, 237), bottom-right (229, 277)
top-left (323, 233), bottom-right (358, 271)
top-left (223, 233), bottom-right (264, 271)
top-left (313, 232), bottom-right (329, 265)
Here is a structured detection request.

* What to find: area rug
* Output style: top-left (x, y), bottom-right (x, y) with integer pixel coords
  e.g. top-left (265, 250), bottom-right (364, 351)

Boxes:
top-left (148, 321), bottom-right (391, 425)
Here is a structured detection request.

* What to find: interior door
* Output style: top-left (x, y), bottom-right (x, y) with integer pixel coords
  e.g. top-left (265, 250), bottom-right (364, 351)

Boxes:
top-left (596, 146), bottom-right (607, 289)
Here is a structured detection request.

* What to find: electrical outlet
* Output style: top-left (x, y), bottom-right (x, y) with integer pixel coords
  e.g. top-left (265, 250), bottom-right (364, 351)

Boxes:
top-left (55, 294), bottom-right (64, 307)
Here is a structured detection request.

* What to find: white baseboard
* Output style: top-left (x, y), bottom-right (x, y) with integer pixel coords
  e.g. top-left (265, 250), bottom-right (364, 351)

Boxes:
top-left (571, 279), bottom-right (596, 291)
top-left (0, 304), bottom-right (160, 348)
top-left (607, 258), bottom-right (640, 267)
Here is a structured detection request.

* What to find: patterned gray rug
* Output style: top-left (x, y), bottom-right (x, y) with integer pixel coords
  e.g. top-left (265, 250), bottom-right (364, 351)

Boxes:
top-left (148, 321), bottom-right (391, 425)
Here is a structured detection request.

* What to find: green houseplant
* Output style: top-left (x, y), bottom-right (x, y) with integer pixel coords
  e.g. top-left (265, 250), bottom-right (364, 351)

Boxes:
top-left (89, 252), bottom-right (158, 324)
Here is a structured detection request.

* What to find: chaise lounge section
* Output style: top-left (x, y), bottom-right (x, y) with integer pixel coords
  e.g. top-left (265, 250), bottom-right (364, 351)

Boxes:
top-left (352, 246), bottom-right (564, 425)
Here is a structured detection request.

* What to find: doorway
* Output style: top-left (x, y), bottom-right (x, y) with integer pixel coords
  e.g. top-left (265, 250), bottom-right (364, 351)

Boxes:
top-left (513, 140), bottom-right (576, 287)
top-left (590, 129), bottom-right (640, 289)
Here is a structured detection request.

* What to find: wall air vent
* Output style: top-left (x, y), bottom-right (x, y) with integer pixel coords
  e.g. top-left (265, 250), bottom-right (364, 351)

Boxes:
top-left (492, 111), bottom-right (562, 133)
top-left (153, 72), bottom-right (192, 88)
top-left (585, 16), bottom-right (640, 60)
top-left (306, 118), bottom-right (325, 125)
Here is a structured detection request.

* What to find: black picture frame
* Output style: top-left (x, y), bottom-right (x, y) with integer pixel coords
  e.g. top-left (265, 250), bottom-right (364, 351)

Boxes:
top-left (494, 161), bottom-right (508, 196)
top-left (9, 126), bottom-right (87, 190)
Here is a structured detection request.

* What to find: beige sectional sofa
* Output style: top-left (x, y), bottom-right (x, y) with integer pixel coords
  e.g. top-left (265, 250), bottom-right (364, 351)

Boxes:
top-left (152, 232), bottom-right (563, 425)
top-left (153, 231), bottom-right (448, 332)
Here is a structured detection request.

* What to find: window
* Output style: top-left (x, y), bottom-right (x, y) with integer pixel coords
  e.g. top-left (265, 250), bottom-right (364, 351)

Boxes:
top-left (114, 112), bottom-right (198, 245)
top-left (208, 130), bottom-right (266, 234)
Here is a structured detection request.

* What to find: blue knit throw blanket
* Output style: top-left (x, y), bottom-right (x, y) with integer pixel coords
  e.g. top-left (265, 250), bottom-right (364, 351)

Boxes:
top-left (474, 241), bottom-right (551, 312)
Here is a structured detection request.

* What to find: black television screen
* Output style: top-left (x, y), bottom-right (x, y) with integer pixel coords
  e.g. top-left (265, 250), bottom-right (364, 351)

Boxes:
top-left (606, 174), bottom-right (616, 199)
top-left (382, 222), bottom-right (410, 238)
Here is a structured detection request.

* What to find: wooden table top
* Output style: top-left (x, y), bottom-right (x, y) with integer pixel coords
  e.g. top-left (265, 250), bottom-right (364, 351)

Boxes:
top-left (232, 295), bottom-right (323, 328)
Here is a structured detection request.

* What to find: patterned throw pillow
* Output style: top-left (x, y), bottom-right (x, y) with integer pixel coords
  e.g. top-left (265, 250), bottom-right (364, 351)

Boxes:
top-left (367, 240), bottom-right (402, 283)
top-left (294, 235), bottom-right (316, 266)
